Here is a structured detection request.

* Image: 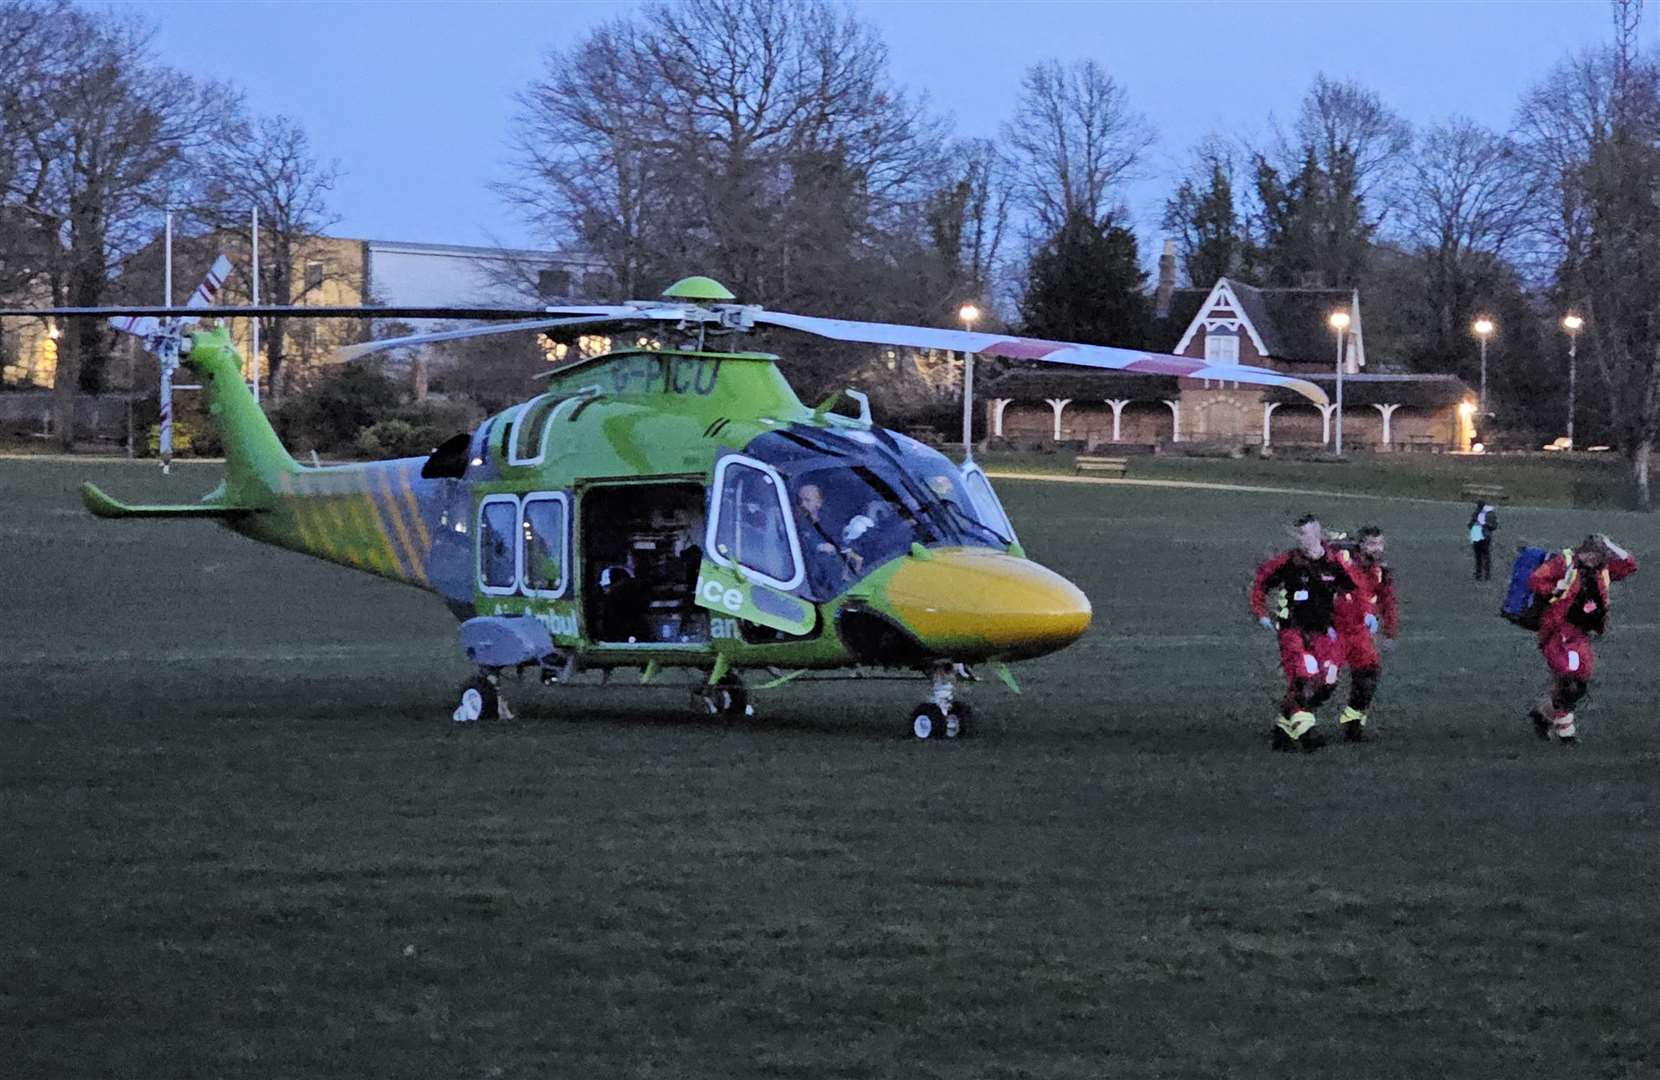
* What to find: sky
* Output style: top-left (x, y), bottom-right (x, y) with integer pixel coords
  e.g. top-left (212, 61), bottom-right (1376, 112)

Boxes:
top-left (140, 0), bottom-right (1638, 253)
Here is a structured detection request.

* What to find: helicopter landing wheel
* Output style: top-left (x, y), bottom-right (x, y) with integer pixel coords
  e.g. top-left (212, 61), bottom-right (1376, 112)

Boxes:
top-left (911, 703), bottom-right (944, 739)
top-left (452, 674), bottom-right (507, 724)
top-left (696, 675), bottom-right (753, 719)
top-left (911, 702), bottom-right (971, 740)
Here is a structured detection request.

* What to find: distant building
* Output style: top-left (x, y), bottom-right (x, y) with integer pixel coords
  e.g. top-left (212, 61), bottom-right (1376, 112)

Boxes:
top-left (106, 233), bottom-right (604, 393)
top-left (984, 243), bottom-right (1476, 451)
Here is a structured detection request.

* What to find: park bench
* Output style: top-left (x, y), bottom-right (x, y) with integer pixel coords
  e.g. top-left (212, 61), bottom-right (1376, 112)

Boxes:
top-left (1074, 455), bottom-right (1130, 477)
top-left (1460, 482), bottom-right (1508, 503)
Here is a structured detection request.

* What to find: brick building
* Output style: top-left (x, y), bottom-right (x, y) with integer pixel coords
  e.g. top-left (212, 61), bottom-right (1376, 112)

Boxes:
top-left (985, 245), bottom-right (1475, 451)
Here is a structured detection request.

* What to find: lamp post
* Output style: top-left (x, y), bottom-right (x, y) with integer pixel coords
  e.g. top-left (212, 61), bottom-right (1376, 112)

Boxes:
top-left (1562, 313), bottom-right (1583, 450)
top-left (1472, 316), bottom-right (1494, 418)
top-left (958, 302), bottom-right (980, 461)
top-left (1328, 309), bottom-right (1351, 454)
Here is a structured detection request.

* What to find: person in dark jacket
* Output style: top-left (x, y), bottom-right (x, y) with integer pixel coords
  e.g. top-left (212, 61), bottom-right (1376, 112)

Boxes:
top-left (1468, 502), bottom-right (1498, 580)
top-left (1249, 515), bottom-right (1358, 753)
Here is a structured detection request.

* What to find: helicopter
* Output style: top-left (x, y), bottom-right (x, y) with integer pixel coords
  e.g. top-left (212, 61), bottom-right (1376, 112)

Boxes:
top-left (8, 268), bottom-right (1327, 738)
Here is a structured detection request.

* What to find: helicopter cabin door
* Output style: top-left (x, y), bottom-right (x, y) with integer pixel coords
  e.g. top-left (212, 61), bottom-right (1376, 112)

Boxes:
top-left (579, 482), bottom-right (711, 646)
top-left (696, 455), bottom-right (817, 637)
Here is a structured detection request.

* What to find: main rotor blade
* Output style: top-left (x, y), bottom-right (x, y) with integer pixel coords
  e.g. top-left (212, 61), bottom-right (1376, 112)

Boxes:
top-left (331, 311), bottom-right (668, 363)
top-left (755, 311), bottom-right (1330, 405)
top-left (0, 304), bottom-right (603, 320)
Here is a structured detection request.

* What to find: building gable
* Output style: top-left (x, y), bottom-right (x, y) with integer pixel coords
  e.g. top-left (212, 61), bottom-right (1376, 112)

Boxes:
top-left (1172, 278), bottom-right (1271, 359)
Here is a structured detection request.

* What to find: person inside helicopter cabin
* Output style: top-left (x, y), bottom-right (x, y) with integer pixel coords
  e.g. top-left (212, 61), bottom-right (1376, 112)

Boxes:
top-left (794, 480), bottom-right (857, 593)
top-left (1524, 533), bottom-right (1638, 745)
top-left (1469, 502), bottom-right (1499, 581)
top-left (1249, 514), bottom-right (1359, 753)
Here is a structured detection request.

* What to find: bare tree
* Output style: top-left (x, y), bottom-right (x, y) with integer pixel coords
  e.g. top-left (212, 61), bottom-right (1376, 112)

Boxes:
top-left (1003, 58), bottom-right (1154, 234)
top-left (189, 113), bottom-right (344, 399)
top-left (1515, 34), bottom-right (1660, 505)
top-left (1288, 74), bottom-right (1412, 209)
top-left (501, 17), bottom-right (665, 297)
top-left (1396, 118), bottom-right (1536, 353)
top-left (4, 6), bottom-right (230, 447)
top-left (501, 0), bottom-right (942, 319)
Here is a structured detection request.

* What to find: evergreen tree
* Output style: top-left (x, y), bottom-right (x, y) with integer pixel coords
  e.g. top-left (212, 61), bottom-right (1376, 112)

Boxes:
top-left (1162, 161), bottom-right (1246, 285)
top-left (1019, 210), bottom-right (1151, 347)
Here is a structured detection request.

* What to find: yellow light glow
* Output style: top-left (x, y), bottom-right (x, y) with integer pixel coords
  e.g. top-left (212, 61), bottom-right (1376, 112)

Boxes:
top-left (1328, 310), bottom-right (1350, 331)
top-left (1458, 401), bottom-right (1476, 418)
top-left (958, 303), bottom-right (980, 326)
top-left (1473, 317), bottom-right (1494, 336)
top-left (1562, 313), bottom-right (1584, 332)
top-left (46, 324), bottom-right (61, 339)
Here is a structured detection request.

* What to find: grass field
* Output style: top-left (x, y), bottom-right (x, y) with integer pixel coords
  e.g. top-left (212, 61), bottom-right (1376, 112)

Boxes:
top-left (979, 446), bottom-right (1632, 508)
top-left (5, 458), bottom-right (1660, 1079)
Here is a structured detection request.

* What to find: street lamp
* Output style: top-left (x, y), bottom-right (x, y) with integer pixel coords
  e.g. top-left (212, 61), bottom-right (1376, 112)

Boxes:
top-left (1562, 313), bottom-right (1583, 450)
top-left (1472, 317), bottom-right (1495, 417)
top-left (1328, 309), bottom-right (1351, 454)
top-left (958, 302), bottom-right (980, 461)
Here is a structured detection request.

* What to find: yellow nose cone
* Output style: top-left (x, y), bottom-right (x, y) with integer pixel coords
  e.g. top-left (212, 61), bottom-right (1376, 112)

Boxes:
top-left (880, 548), bottom-right (1092, 660)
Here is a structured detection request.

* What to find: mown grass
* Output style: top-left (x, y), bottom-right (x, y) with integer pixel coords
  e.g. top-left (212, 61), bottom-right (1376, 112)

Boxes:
top-left (4, 458), bottom-right (1660, 1079)
top-left (980, 446), bottom-right (1629, 507)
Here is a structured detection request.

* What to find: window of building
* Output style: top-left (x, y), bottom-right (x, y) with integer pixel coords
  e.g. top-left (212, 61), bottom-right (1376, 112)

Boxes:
top-left (478, 496), bottom-right (519, 595)
top-left (582, 272), bottom-right (616, 298)
top-left (537, 268), bottom-right (572, 298)
top-left (1205, 333), bottom-right (1240, 364)
top-left (304, 261), bottom-right (324, 290)
top-left (521, 493), bottom-right (569, 597)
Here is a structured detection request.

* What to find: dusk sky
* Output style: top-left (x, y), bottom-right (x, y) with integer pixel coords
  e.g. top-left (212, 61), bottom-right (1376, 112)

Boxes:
top-left (144, 1), bottom-right (1637, 255)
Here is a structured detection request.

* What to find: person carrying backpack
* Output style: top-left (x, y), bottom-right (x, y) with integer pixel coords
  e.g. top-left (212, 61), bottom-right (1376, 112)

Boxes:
top-left (1468, 502), bottom-right (1498, 580)
top-left (1524, 534), bottom-right (1637, 745)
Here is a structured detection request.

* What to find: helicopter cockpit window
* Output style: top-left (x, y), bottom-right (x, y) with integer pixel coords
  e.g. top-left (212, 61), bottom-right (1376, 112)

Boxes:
top-left (521, 493), bottom-right (568, 596)
top-left (478, 496), bottom-right (519, 595)
top-left (960, 465), bottom-right (1017, 543)
top-left (884, 434), bottom-right (1012, 548)
top-left (790, 466), bottom-right (929, 595)
top-left (708, 458), bottom-right (802, 591)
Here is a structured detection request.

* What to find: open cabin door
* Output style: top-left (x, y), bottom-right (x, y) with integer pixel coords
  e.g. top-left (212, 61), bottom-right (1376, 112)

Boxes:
top-left (959, 461), bottom-right (1018, 545)
top-left (696, 455), bottom-right (817, 636)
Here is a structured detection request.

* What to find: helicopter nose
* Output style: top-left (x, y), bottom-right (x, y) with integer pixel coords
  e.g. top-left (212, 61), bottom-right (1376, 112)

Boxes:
top-left (878, 548), bottom-right (1092, 660)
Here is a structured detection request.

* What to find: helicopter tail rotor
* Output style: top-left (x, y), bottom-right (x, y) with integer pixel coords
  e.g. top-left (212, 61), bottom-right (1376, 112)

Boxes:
top-left (107, 255), bottom-right (234, 470)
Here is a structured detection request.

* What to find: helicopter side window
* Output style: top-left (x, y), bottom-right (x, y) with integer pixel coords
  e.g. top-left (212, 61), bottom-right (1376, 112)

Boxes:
top-left (521, 493), bottom-right (569, 597)
top-left (478, 496), bottom-right (519, 596)
top-left (708, 458), bottom-right (803, 591)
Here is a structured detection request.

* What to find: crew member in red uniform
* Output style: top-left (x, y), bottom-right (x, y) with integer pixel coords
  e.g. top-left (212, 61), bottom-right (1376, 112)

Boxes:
top-left (1249, 515), bottom-right (1357, 752)
top-left (1526, 534), bottom-right (1637, 745)
top-left (1328, 525), bottom-right (1399, 742)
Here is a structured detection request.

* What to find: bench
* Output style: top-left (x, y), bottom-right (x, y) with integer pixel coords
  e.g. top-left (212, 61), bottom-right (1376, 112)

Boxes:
top-left (1460, 482), bottom-right (1508, 503)
top-left (1074, 455), bottom-right (1130, 477)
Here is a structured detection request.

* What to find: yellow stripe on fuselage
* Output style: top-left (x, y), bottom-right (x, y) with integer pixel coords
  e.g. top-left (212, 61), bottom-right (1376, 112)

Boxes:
top-left (375, 469), bottom-right (429, 587)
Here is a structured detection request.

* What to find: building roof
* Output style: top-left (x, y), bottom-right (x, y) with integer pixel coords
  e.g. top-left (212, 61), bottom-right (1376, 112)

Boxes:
top-left (1156, 277), bottom-right (1367, 368)
top-left (1264, 373), bottom-right (1473, 409)
top-left (984, 366), bottom-right (1471, 408)
top-left (981, 365), bottom-right (1181, 401)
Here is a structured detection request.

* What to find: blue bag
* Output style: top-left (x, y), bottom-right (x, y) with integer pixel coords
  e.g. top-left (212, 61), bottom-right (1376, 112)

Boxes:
top-left (1501, 545), bottom-right (1550, 630)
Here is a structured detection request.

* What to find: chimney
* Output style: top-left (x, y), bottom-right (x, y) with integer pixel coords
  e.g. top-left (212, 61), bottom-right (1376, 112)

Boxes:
top-left (1155, 238), bottom-right (1177, 319)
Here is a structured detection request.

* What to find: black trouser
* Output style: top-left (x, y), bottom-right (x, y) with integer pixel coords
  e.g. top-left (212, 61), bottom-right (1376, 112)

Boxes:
top-left (1472, 539), bottom-right (1491, 580)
